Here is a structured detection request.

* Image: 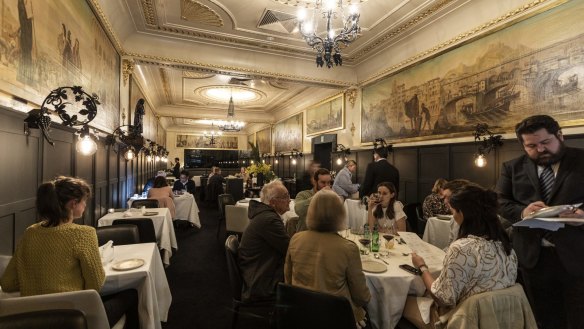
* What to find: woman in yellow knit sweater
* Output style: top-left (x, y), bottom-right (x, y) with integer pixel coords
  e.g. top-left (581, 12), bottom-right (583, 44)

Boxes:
top-left (0, 176), bottom-right (139, 329)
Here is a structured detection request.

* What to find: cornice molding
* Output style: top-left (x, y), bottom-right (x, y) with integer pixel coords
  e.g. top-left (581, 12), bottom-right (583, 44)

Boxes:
top-left (359, 0), bottom-right (559, 86)
top-left (87, 0), bottom-right (125, 54)
top-left (140, 0), bottom-right (159, 26)
top-left (181, 0), bottom-right (224, 27)
top-left (159, 68), bottom-right (172, 104)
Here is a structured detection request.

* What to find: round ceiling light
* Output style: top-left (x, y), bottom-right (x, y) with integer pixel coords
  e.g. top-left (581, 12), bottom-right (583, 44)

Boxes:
top-left (195, 85), bottom-right (266, 104)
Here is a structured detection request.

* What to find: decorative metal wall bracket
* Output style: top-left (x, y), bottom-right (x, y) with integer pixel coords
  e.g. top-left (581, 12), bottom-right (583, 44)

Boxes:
top-left (473, 123), bottom-right (503, 167)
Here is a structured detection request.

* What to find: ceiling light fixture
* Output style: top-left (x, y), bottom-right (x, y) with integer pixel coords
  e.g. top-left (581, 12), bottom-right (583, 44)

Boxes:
top-left (297, 0), bottom-right (361, 68)
top-left (217, 95), bottom-right (244, 132)
top-left (203, 123), bottom-right (222, 145)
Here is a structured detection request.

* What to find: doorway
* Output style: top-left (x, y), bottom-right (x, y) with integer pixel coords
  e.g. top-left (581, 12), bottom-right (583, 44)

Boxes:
top-left (314, 143), bottom-right (332, 170)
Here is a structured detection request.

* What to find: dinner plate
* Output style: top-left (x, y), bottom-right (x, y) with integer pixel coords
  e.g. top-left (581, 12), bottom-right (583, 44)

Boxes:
top-left (111, 258), bottom-right (145, 271)
top-left (143, 211), bottom-right (158, 216)
top-left (362, 260), bottom-right (387, 273)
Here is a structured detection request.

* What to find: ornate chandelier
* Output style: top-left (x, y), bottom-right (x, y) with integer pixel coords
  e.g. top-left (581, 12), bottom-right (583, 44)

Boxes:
top-left (297, 0), bottom-right (361, 68)
top-left (217, 96), bottom-right (244, 132)
top-left (203, 123), bottom-right (222, 145)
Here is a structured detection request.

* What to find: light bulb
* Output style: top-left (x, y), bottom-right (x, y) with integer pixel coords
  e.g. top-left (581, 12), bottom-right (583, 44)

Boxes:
top-left (336, 157), bottom-right (342, 165)
top-left (76, 135), bottom-right (97, 156)
top-left (262, 159), bottom-right (266, 164)
top-left (251, 160), bottom-right (254, 164)
top-left (124, 148), bottom-right (135, 161)
top-left (292, 158), bottom-right (297, 165)
top-left (146, 155), bottom-right (152, 162)
top-left (297, 8), bottom-right (306, 21)
top-left (302, 22), bottom-right (313, 34)
top-left (324, 0), bottom-right (335, 11)
top-left (349, 4), bottom-right (358, 15)
top-left (275, 159), bottom-right (279, 164)
top-left (474, 154), bottom-right (487, 167)
top-left (329, 29), bottom-right (335, 39)
top-left (155, 155), bottom-right (161, 162)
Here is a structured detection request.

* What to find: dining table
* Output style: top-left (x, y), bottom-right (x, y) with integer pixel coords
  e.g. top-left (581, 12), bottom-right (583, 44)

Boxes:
top-left (422, 216), bottom-right (454, 250)
top-left (102, 242), bottom-right (171, 329)
top-left (344, 231), bottom-right (445, 329)
top-left (98, 208), bottom-right (177, 266)
top-left (235, 198), bottom-right (298, 222)
top-left (128, 193), bottom-right (201, 228)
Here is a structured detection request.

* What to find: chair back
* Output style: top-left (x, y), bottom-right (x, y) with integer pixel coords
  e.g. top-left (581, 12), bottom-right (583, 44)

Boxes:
top-left (96, 225), bottom-right (140, 246)
top-left (224, 235), bottom-right (243, 301)
top-left (0, 255), bottom-right (12, 277)
top-left (226, 178), bottom-right (244, 202)
top-left (218, 194), bottom-right (236, 219)
top-left (403, 202), bottom-right (421, 233)
top-left (415, 204), bottom-right (427, 236)
top-left (275, 283), bottom-right (357, 329)
top-left (0, 290), bottom-right (110, 329)
top-left (225, 205), bottom-right (249, 234)
top-left (131, 199), bottom-right (159, 209)
top-left (0, 309), bottom-right (87, 329)
top-left (112, 218), bottom-right (157, 243)
top-left (285, 217), bottom-right (299, 238)
top-left (443, 284), bottom-right (537, 329)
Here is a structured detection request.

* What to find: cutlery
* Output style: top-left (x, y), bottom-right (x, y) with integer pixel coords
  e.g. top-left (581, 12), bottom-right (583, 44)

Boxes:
top-left (374, 253), bottom-right (389, 265)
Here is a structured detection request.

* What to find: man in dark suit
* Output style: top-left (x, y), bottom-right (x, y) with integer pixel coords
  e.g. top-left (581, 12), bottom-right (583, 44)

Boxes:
top-left (361, 146), bottom-right (399, 197)
top-left (173, 170), bottom-right (196, 194)
top-left (497, 115), bottom-right (584, 329)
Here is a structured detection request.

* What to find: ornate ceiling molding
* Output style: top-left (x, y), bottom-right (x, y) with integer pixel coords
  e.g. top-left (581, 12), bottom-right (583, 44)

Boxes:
top-left (195, 85), bottom-right (267, 104)
top-left (128, 53), bottom-right (352, 87)
top-left (181, 0), bottom-right (224, 27)
top-left (86, 0), bottom-right (125, 53)
top-left (269, 0), bottom-right (370, 8)
top-left (140, 0), bottom-right (159, 26)
top-left (183, 71), bottom-right (216, 79)
top-left (159, 68), bottom-right (172, 104)
top-left (122, 59), bottom-right (135, 86)
top-left (359, 0), bottom-right (558, 86)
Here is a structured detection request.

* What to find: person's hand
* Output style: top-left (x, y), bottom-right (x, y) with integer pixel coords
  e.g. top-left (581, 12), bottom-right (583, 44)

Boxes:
top-left (411, 253), bottom-right (426, 268)
top-left (521, 201), bottom-right (547, 219)
top-left (558, 208), bottom-right (584, 226)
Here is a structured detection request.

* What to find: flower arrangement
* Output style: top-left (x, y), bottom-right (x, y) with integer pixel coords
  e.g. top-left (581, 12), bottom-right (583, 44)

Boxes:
top-left (246, 163), bottom-right (276, 183)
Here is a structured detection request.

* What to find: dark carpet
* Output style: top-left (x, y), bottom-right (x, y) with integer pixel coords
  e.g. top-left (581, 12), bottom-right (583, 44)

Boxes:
top-left (161, 201), bottom-right (269, 329)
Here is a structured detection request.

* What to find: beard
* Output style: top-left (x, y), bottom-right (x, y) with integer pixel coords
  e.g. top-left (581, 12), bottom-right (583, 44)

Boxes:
top-left (530, 141), bottom-right (566, 166)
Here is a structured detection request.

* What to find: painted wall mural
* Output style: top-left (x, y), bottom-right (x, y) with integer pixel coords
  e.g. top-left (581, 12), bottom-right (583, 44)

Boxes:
top-left (176, 134), bottom-right (238, 149)
top-left (256, 126), bottom-right (271, 154)
top-left (306, 93), bottom-right (344, 136)
top-left (274, 113), bottom-right (303, 153)
top-left (247, 133), bottom-right (255, 149)
top-left (0, 0), bottom-right (120, 131)
top-left (361, 0), bottom-right (584, 143)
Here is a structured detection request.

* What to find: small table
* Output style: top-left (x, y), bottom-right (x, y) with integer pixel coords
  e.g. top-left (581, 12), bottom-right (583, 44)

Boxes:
top-left (422, 216), bottom-right (453, 250)
top-left (128, 193), bottom-right (201, 228)
top-left (102, 243), bottom-right (172, 329)
top-left (98, 208), bottom-right (177, 266)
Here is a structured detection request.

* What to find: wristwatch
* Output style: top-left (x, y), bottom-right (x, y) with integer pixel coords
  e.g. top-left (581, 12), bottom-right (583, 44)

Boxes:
top-left (418, 264), bottom-right (429, 275)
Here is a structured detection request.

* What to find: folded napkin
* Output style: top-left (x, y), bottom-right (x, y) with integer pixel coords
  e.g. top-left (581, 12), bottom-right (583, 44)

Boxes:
top-left (99, 240), bottom-right (114, 265)
top-left (123, 207), bottom-right (144, 217)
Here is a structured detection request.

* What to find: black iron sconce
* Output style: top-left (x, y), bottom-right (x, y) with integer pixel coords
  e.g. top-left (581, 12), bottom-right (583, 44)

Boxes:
top-left (290, 149), bottom-right (303, 165)
top-left (273, 152), bottom-right (285, 164)
top-left (334, 144), bottom-right (351, 166)
top-left (473, 123), bottom-right (503, 167)
top-left (24, 86), bottom-right (100, 156)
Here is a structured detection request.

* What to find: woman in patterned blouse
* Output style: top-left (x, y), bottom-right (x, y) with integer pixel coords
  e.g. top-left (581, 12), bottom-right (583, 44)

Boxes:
top-left (422, 178), bottom-right (450, 219)
top-left (403, 184), bottom-right (518, 328)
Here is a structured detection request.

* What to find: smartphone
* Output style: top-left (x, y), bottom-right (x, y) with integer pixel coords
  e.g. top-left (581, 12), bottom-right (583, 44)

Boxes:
top-left (399, 264), bottom-right (421, 275)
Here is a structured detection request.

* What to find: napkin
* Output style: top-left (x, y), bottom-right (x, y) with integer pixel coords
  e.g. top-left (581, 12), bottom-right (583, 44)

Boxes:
top-left (99, 240), bottom-right (114, 265)
top-left (123, 207), bottom-right (144, 217)
top-left (416, 296), bottom-right (434, 324)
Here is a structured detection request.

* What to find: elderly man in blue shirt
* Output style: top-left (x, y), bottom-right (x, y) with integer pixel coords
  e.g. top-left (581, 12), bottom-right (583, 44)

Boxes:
top-left (332, 160), bottom-right (360, 201)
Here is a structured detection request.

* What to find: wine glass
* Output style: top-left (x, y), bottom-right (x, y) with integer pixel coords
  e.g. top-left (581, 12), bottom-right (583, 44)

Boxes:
top-left (359, 238), bottom-right (371, 253)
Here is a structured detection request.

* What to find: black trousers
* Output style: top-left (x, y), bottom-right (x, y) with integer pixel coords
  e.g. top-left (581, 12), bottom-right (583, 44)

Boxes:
top-left (521, 247), bottom-right (584, 329)
top-left (101, 289), bottom-right (139, 329)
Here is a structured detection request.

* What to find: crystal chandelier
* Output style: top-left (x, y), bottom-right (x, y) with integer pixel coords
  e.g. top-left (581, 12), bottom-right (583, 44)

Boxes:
top-left (297, 0), bottom-right (361, 68)
top-left (217, 96), bottom-right (244, 132)
top-left (203, 123), bottom-right (222, 145)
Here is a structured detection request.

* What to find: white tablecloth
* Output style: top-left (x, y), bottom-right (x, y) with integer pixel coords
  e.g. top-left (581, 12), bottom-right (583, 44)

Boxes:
top-left (422, 216), bottom-right (453, 250)
top-left (102, 243), bottom-right (172, 329)
top-left (235, 198), bottom-right (298, 222)
top-left (345, 231), bottom-right (445, 329)
top-left (128, 193), bottom-right (201, 228)
top-left (344, 199), bottom-right (367, 229)
top-left (98, 208), bottom-right (177, 266)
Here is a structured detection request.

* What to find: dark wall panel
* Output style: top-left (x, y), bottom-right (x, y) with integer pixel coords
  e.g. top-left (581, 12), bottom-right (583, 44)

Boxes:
top-left (0, 131), bottom-right (39, 205)
top-left (0, 214), bottom-right (14, 255)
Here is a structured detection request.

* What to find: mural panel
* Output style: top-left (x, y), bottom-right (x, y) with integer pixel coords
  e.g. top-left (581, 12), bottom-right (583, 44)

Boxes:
top-left (176, 134), bottom-right (238, 149)
top-left (274, 113), bottom-right (303, 153)
top-left (0, 0), bottom-right (120, 131)
top-left (257, 126), bottom-right (271, 154)
top-left (247, 133), bottom-right (255, 149)
top-left (361, 0), bottom-right (584, 143)
top-left (306, 94), bottom-right (344, 136)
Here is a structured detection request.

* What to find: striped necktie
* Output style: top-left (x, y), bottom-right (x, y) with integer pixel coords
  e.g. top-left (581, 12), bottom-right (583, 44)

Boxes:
top-left (539, 165), bottom-right (554, 203)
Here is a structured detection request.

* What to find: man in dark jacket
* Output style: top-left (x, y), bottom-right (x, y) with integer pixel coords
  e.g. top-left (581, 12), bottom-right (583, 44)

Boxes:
top-left (361, 146), bottom-right (400, 197)
top-left (239, 180), bottom-right (291, 302)
top-left (172, 170), bottom-right (196, 194)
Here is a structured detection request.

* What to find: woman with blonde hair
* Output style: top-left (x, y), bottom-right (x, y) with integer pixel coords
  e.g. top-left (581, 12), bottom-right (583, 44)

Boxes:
top-left (422, 178), bottom-right (450, 219)
top-left (285, 189), bottom-right (371, 328)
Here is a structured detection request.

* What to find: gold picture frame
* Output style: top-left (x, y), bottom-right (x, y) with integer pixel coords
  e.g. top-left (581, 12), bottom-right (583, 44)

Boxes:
top-left (305, 93), bottom-right (345, 137)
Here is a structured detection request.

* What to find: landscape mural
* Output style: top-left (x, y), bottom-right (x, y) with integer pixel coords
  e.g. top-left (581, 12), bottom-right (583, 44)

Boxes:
top-left (274, 113), bottom-right (303, 153)
top-left (0, 0), bottom-right (120, 131)
top-left (256, 126), bottom-right (271, 154)
top-left (361, 0), bottom-right (584, 143)
top-left (176, 134), bottom-right (238, 149)
top-left (306, 93), bottom-right (344, 136)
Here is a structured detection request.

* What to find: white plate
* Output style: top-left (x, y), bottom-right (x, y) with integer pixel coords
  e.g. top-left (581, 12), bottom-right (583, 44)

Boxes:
top-left (111, 258), bottom-right (145, 271)
top-left (143, 211), bottom-right (158, 216)
top-left (362, 260), bottom-right (387, 273)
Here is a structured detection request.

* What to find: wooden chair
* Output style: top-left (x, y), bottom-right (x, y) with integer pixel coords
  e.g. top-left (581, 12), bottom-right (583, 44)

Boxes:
top-left (225, 205), bottom-right (249, 238)
top-left (113, 218), bottom-right (157, 243)
top-left (217, 194), bottom-right (236, 238)
top-left (275, 283), bottom-right (357, 329)
top-left (0, 309), bottom-right (87, 329)
top-left (131, 199), bottom-right (159, 209)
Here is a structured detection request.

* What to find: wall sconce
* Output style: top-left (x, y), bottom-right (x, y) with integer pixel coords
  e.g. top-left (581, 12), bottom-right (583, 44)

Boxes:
top-left (24, 86), bottom-right (100, 156)
top-left (273, 152), bottom-right (284, 164)
top-left (473, 123), bottom-right (503, 168)
top-left (290, 149), bottom-right (303, 166)
top-left (334, 144), bottom-right (351, 166)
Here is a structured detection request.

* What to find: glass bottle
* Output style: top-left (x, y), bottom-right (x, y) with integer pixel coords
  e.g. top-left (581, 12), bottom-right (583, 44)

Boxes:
top-left (372, 224), bottom-right (380, 252)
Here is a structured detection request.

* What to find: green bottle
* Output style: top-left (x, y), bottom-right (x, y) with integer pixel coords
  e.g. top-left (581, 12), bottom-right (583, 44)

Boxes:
top-left (372, 224), bottom-right (380, 252)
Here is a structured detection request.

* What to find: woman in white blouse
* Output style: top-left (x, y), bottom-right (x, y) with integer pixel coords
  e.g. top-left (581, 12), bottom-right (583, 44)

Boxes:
top-left (404, 184), bottom-right (518, 328)
top-left (367, 182), bottom-right (407, 233)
